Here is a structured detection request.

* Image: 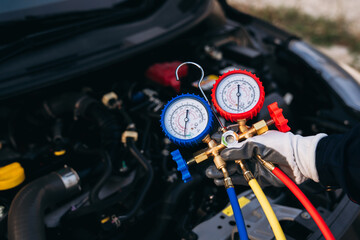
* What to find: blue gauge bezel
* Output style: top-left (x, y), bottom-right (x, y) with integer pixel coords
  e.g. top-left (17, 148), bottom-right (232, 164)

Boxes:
top-left (160, 93), bottom-right (213, 147)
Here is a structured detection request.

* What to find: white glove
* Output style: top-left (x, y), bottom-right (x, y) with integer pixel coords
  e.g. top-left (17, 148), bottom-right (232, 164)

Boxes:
top-left (220, 130), bottom-right (327, 184)
top-left (206, 130), bottom-right (327, 187)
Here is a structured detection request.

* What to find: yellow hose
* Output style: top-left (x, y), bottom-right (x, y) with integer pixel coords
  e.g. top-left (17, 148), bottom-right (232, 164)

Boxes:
top-left (248, 179), bottom-right (286, 240)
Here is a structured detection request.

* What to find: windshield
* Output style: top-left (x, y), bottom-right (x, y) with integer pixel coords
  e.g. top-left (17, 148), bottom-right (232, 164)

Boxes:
top-left (0, 0), bottom-right (129, 22)
top-left (0, 0), bottom-right (160, 52)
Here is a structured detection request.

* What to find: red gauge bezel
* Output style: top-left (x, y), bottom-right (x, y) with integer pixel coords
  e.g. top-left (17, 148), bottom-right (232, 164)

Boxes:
top-left (211, 69), bottom-right (265, 122)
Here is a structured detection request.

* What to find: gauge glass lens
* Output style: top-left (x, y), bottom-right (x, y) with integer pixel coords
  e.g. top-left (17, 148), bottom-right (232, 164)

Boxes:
top-left (164, 98), bottom-right (209, 140)
top-left (215, 73), bottom-right (260, 114)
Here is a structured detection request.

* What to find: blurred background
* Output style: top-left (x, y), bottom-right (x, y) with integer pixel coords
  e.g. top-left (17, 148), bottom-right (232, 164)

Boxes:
top-left (228, 0), bottom-right (360, 71)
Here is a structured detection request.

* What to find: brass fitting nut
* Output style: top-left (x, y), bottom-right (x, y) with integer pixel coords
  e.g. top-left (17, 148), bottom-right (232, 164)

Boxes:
top-left (243, 171), bottom-right (254, 182)
top-left (236, 159), bottom-right (255, 182)
top-left (224, 177), bottom-right (234, 188)
top-left (253, 120), bottom-right (269, 135)
top-left (213, 155), bottom-right (226, 169)
top-left (208, 139), bottom-right (218, 149)
top-left (194, 152), bottom-right (208, 163)
top-left (202, 134), bottom-right (211, 144)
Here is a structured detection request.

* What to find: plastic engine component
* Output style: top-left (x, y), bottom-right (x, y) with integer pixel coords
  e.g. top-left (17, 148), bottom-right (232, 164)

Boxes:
top-left (267, 102), bottom-right (291, 132)
top-left (0, 162), bottom-right (25, 190)
top-left (146, 61), bottom-right (188, 93)
top-left (171, 149), bottom-right (192, 183)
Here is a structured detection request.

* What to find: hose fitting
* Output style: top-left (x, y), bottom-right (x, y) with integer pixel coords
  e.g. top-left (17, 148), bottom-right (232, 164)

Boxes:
top-left (56, 167), bottom-right (81, 192)
top-left (256, 155), bottom-right (275, 171)
top-left (220, 167), bottom-right (234, 189)
top-left (236, 160), bottom-right (254, 182)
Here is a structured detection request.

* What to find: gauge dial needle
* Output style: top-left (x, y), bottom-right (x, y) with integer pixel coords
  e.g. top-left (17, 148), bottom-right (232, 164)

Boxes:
top-left (236, 84), bottom-right (241, 111)
top-left (184, 109), bottom-right (189, 137)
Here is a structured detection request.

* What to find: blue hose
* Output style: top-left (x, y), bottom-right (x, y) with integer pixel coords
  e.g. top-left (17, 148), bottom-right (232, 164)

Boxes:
top-left (226, 187), bottom-right (248, 240)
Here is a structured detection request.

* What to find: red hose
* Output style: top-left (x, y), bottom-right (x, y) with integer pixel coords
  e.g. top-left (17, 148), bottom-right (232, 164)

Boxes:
top-left (272, 167), bottom-right (335, 240)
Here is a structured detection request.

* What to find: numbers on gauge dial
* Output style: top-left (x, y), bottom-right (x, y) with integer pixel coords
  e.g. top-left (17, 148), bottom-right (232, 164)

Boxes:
top-left (215, 73), bottom-right (261, 114)
top-left (164, 98), bottom-right (209, 140)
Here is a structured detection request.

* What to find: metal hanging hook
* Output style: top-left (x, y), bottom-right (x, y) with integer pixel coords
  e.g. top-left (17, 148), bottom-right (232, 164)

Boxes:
top-left (176, 62), bottom-right (205, 99)
top-left (175, 62), bottom-right (226, 131)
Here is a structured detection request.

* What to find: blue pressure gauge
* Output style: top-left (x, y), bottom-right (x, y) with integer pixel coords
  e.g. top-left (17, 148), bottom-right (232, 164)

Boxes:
top-left (160, 94), bottom-right (213, 147)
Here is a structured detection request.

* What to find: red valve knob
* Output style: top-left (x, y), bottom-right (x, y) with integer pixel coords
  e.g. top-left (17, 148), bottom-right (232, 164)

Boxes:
top-left (267, 102), bottom-right (291, 132)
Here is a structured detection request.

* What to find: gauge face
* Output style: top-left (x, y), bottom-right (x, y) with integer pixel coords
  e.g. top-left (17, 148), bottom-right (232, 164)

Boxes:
top-left (216, 73), bottom-right (260, 113)
top-left (211, 70), bottom-right (265, 121)
top-left (163, 97), bottom-right (209, 141)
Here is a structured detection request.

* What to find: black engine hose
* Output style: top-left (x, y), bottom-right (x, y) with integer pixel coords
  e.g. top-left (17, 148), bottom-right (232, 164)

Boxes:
top-left (44, 92), bottom-right (121, 151)
top-left (89, 151), bottom-right (112, 204)
top-left (44, 93), bottom-right (121, 203)
top-left (146, 174), bottom-right (203, 240)
top-left (73, 147), bottom-right (113, 204)
top-left (118, 107), bottom-right (133, 128)
top-left (8, 168), bottom-right (80, 240)
top-left (85, 103), bottom-right (122, 151)
top-left (117, 138), bottom-right (154, 221)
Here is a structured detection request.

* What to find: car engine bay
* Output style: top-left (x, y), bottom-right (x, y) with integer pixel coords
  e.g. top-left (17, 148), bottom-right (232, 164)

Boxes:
top-left (1, 1), bottom-right (360, 240)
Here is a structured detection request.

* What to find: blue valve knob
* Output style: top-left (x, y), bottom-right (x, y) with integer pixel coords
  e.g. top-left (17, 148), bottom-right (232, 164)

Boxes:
top-left (171, 149), bottom-right (192, 183)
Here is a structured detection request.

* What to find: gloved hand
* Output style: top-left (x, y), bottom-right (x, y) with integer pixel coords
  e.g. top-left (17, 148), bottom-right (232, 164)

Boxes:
top-left (206, 130), bottom-right (327, 187)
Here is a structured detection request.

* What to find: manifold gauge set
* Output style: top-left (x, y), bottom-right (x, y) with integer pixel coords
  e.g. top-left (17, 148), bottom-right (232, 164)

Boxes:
top-left (159, 62), bottom-right (334, 240)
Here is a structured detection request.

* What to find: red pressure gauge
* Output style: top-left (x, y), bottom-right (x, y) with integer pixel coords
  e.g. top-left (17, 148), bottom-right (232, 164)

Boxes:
top-left (211, 70), bottom-right (265, 122)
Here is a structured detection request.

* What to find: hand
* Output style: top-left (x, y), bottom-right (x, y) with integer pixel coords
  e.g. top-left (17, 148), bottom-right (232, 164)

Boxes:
top-left (206, 130), bottom-right (327, 187)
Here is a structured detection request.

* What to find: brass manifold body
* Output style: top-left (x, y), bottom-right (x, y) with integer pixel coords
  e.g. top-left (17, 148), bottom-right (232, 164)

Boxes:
top-left (187, 134), bottom-right (234, 188)
top-left (186, 118), bottom-right (276, 188)
top-left (203, 134), bottom-right (233, 188)
top-left (188, 118), bottom-right (275, 164)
